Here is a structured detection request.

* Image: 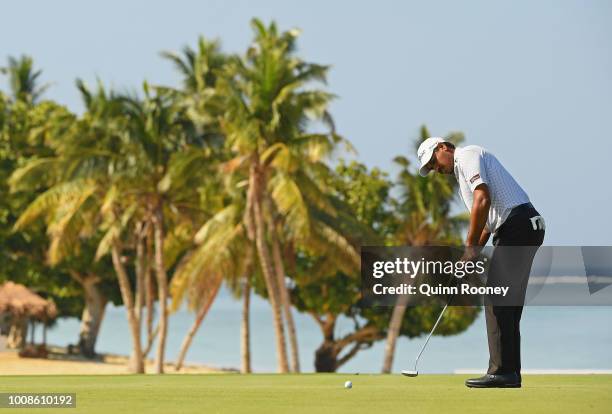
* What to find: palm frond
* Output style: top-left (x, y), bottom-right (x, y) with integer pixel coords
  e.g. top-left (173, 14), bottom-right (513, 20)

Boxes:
top-left (269, 173), bottom-right (310, 239)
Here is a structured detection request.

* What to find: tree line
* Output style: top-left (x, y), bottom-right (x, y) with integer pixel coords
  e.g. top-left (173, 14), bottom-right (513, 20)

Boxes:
top-left (0, 18), bottom-right (479, 373)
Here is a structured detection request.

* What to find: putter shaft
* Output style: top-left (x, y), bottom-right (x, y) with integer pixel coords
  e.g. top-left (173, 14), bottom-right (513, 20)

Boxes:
top-left (408, 303), bottom-right (449, 373)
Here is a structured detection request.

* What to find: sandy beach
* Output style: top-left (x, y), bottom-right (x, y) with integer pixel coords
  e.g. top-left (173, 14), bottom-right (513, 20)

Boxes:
top-left (0, 347), bottom-right (232, 375)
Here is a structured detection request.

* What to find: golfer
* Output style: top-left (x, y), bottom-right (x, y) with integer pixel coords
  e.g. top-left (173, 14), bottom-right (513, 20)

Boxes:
top-left (417, 137), bottom-right (545, 388)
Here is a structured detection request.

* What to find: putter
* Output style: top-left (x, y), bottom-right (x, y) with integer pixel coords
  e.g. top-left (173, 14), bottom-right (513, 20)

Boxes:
top-left (402, 270), bottom-right (460, 378)
top-left (401, 302), bottom-right (448, 377)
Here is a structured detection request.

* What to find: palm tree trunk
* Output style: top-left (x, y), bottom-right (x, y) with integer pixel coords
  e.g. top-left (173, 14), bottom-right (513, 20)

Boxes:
top-left (7, 316), bottom-right (27, 349)
top-left (143, 324), bottom-right (160, 358)
top-left (76, 274), bottom-right (108, 358)
top-left (381, 294), bottom-right (409, 373)
top-left (316, 323), bottom-right (383, 372)
top-left (174, 275), bottom-right (222, 371)
top-left (250, 166), bottom-right (289, 373)
top-left (313, 314), bottom-right (337, 372)
top-left (270, 226), bottom-right (300, 373)
top-left (30, 320), bottom-right (35, 345)
top-left (111, 242), bottom-right (144, 373)
top-left (135, 225), bottom-right (147, 327)
top-left (145, 238), bottom-right (155, 348)
top-left (152, 208), bottom-right (169, 374)
top-left (241, 276), bottom-right (252, 374)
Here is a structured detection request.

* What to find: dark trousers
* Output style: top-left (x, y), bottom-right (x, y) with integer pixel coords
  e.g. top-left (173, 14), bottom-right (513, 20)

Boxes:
top-left (485, 204), bottom-right (545, 376)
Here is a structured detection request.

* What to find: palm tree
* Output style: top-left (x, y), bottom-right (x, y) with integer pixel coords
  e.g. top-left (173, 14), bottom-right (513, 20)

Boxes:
top-left (1, 55), bottom-right (50, 104)
top-left (217, 18), bottom-right (354, 372)
top-left (11, 78), bottom-right (208, 373)
top-left (162, 145), bottom-right (245, 371)
top-left (74, 80), bottom-right (151, 373)
top-left (168, 184), bottom-right (253, 370)
top-left (110, 82), bottom-right (213, 373)
top-left (9, 79), bottom-right (151, 372)
top-left (161, 36), bottom-right (227, 93)
top-left (160, 37), bottom-right (238, 371)
top-left (381, 126), bottom-right (467, 373)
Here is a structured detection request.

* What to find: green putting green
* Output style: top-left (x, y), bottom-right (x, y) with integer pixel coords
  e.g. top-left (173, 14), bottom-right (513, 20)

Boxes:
top-left (0, 374), bottom-right (610, 414)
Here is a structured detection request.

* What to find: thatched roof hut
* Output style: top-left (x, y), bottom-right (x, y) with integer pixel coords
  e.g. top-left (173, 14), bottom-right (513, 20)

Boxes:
top-left (0, 282), bottom-right (57, 321)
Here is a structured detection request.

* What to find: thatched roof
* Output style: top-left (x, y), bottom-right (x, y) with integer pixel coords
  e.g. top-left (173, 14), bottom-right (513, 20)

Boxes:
top-left (0, 282), bottom-right (58, 321)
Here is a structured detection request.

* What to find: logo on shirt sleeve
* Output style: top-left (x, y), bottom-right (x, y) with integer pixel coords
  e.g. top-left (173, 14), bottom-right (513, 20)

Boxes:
top-left (469, 173), bottom-right (480, 184)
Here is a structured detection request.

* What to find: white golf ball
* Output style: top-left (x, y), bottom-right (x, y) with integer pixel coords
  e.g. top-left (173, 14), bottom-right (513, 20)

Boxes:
top-left (344, 380), bottom-right (352, 389)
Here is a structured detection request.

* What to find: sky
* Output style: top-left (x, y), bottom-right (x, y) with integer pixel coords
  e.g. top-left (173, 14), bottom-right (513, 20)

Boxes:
top-left (2, 0), bottom-right (611, 245)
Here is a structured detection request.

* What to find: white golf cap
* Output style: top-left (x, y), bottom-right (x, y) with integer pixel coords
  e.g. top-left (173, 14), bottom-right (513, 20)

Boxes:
top-left (417, 137), bottom-right (446, 177)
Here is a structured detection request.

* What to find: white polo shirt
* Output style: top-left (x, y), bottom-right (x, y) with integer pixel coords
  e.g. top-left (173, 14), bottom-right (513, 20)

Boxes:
top-left (453, 145), bottom-right (529, 233)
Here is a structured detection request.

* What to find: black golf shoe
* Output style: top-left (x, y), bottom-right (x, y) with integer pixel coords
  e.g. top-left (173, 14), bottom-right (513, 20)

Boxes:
top-left (465, 373), bottom-right (521, 388)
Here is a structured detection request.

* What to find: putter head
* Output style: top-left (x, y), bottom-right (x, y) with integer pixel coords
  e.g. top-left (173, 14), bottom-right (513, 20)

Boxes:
top-left (401, 370), bottom-right (418, 377)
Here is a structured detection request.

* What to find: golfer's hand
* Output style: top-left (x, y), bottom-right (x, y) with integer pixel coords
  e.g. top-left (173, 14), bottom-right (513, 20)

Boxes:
top-left (460, 245), bottom-right (481, 263)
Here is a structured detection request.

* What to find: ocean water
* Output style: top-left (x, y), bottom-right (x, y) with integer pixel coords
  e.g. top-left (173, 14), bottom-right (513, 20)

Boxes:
top-left (45, 287), bottom-right (612, 373)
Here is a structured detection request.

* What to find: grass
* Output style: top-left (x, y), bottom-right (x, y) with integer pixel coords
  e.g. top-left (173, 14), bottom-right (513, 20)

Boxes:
top-left (0, 374), bottom-right (610, 414)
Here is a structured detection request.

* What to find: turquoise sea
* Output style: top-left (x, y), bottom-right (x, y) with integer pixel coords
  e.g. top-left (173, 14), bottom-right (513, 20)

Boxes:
top-left (45, 287), bottom-right (612, 373)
